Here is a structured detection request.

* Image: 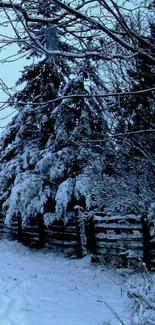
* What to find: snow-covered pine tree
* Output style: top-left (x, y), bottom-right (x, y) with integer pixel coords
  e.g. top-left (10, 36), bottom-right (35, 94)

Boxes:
top-left (45, 62), bottom-right (112, 221)
top-left (0, 1), bottom-right (71, 226)
top-left (0, 57), bottom-right (69, 226)
top-left (0, 19), bottom-right (112, 227)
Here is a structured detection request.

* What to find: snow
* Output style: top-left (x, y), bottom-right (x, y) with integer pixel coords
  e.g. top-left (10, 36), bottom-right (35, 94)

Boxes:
top-left (43, 212), bottom-right (58, 227)
top-left (36, 152), bottom-right (55, 179)
top-left (4, 172), bottom-right (44, 226)
top-left (0, 238), bottom-right (134, 325)
top-left (74, 172), bottom-right (92, 209)
top-left (55, 178), bottom-right (75, 221)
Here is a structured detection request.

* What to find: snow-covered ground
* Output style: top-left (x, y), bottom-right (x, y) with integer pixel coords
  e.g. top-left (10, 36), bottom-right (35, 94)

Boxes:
top-left (0, 239), bottom-right (142, 325)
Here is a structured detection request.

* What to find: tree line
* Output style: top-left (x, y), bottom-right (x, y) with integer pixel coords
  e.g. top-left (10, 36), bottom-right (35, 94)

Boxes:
top-left (0, 0), bottom-right (154, 229)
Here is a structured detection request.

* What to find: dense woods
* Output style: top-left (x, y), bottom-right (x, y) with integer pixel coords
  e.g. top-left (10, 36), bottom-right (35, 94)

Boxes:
top-left (0, 0), bottom-right (154, 236)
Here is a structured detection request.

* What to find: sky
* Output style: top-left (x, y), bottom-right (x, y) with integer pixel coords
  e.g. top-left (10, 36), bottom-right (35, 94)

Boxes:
top-left (0, 0), bottom-right (148, 134)
top-left (0, 9), bottom-right (28, 134)
top-left (0, 43), bottom-right (27, 132)
top-left (0, 0), bottom-right (123, 133)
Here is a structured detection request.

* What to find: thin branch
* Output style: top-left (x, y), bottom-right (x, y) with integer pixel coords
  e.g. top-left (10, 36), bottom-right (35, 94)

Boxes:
top-left (0, 1), bottom-right (61, 24)
top-left (0, 0), bottom-right (155, 62)
top-left (44, 87), bottom-right (155, 104)
top-left (81, 129), bottom-right (155, 143)
top-left (0, 86), bottom-right (154, 110)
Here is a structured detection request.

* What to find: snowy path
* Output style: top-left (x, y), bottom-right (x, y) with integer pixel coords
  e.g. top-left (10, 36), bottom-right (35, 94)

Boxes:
top-left (0, 239), bottom-right (131, 325)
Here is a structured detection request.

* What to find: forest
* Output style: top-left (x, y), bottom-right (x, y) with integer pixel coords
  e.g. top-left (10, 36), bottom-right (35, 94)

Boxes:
top-left (0, 2), bottom-right (155, 323)
top-left (0, 0), bottom-right (154, 238)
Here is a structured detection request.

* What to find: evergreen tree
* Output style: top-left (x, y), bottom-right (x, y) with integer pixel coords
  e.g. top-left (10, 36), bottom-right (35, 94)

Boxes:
top-left (0, 65), bottom-right (111, 226)
top-left (0, 20), bottom-right (112, 227)
top-left (1, 1), bottom-right (154, 228)
top-left (124, 23), bottom-right (155, 132)
top-left (102, 22), bottom-right (155, 214)
top-left (108, 22), bottom-right (155, 160)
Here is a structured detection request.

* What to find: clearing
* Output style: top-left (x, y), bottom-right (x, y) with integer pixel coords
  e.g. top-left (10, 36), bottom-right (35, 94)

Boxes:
top-left (0, 239), bottom-right (141, 325)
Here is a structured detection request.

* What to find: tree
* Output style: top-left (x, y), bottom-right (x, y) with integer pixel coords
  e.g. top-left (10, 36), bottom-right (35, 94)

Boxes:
top-left (0, 20), bottom-right (112, 226)
top-left (0, 0), bottom-right (155, 224)
top-left (0, 1), bottom-right (154, 132)
top-left (107, 21), bottom-right (155, 167)
top-left (97, 19), bottom-right (155, 215)
top-left (0, 1), bottom-right (154, 127)
top-left (0, 0), bottom-right (154, 62)
top-left (0, 1), bottom-right (155, 68)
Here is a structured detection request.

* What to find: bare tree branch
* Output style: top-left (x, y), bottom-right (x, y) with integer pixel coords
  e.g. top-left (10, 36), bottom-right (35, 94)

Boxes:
top-left (0, 0), bottom-right (154, 62)
top-left (6, 86), bottom-right (154, 107)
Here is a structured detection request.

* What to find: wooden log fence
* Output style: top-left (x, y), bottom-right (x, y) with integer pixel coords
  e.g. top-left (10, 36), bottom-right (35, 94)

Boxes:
top-left (93, 213), bottom-right (145, 267)
top-left (0, 212), bottom-right (82, 254)
top-left (0, 211), bottom-right (154, 269)
top-left (149, 236), bottom-right (155, 270)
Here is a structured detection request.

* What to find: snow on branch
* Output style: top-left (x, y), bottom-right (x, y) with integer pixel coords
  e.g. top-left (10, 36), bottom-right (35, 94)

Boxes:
top-left (55, 178), bottom-right (75, 222)
top-left (0, 0), bottom-right (155, 62)
top-left (0, 1), bottom-right (60, 24)
top-left (4, 172), bottom-right (47, 226)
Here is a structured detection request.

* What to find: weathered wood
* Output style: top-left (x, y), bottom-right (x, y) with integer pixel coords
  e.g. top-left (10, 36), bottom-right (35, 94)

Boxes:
top-left (0, 211), bottom-right (153, 269)
top-left (21, 234), bottom-right (39, 241)
top-left (95, 223), bottom-right (142, 230)
top-left (96, 232), bottom-right (143, 241)
top-left (96, 240), bottom-right (144, 249)
top-left (44, 238), bottom-right (78, 247)
top-left (38, 214), bottom-right (45, 247)
top-left (93, 213), bottom-right (144, 266)
top-left (0, 228), bottom-right (10, 234)
top-left (44, 231), bottom-right (78, 241)
top-left (22, 231), bottom-right (39, 237)
top-left (97, 248), bottom-right (144, 258)
top-left (47, 225), bottom-right (77, 231)
top-left (94, 214), bottom-right (142, 222)
top-left (0, 213), bottom-right (80, 251)
top-left (24, 225), bottom-right (39, 231)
